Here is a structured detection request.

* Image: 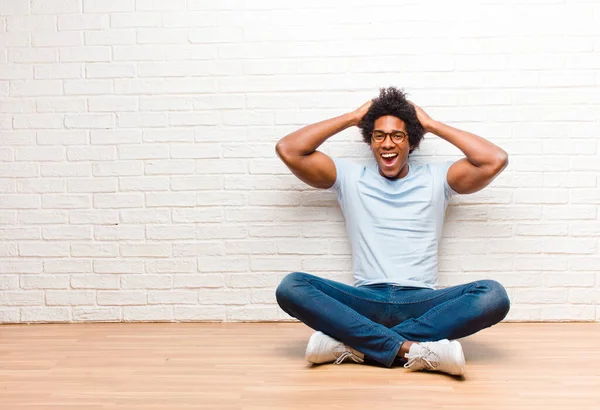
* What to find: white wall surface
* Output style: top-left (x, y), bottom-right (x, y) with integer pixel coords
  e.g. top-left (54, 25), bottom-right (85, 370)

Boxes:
top-left (0, 0), bottom-right (599, 323)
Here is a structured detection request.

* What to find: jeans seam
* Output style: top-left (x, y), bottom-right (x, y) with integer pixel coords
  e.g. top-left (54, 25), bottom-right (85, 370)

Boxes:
top-left (399, 282), bottom-right (480, 335)
top-left (306, 276), bottom-right (394, 304)
top-left (388, 286), bottom-right (458, 305)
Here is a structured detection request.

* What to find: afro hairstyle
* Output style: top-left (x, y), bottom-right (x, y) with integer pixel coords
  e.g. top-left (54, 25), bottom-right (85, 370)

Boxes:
top-left (358, 87), bottom-right (425, 153)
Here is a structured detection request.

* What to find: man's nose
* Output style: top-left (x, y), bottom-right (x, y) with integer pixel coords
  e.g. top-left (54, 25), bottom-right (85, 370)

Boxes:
top-left (382, 134), bottom-right (395, 148)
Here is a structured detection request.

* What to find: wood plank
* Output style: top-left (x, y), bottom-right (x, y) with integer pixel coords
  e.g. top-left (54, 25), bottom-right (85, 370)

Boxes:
top-left (1, 323), bottom-right (599, 409)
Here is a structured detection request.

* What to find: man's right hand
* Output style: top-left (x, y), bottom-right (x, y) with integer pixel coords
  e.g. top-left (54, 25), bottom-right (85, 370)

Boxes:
top-left (350, 100), bottom-right (373, 126)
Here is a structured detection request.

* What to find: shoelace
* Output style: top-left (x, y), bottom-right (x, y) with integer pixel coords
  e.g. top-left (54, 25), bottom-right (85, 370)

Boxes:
top-left (403, 345), bottom-right (440, 371)
top-left (333, 345), bottom-right (365, 365)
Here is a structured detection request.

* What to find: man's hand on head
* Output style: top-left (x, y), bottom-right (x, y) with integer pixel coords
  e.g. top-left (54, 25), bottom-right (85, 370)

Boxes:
top-left (408, 101), bottom-right (436, 134)
top-left (350, 100), bottom-right (373, 126)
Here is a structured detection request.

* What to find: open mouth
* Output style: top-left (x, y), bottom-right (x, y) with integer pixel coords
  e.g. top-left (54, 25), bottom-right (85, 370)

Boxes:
top-left (380, 152), bottom-right (398, 167)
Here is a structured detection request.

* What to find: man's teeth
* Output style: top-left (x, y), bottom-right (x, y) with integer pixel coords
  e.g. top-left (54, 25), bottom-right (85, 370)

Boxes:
top-left (381, 153), bottom-right (397, 158)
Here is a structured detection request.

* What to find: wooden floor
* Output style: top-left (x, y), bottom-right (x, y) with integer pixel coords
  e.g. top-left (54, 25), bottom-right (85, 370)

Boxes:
top-left (1, 323), bottom-right (599, 409)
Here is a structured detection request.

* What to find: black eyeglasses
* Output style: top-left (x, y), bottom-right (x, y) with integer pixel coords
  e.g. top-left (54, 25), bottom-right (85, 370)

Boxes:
top-left (371, 130), bottom-right (408, 144)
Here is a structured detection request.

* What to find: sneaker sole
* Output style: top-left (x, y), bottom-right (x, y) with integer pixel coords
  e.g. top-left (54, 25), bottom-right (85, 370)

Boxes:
top-left (449, 340), bottom-right (466, 376)
top-left (304, 331), bottom-right (324, 363)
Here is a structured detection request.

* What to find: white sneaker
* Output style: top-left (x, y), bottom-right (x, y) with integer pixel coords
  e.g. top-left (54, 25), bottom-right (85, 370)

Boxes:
top-left (403, 339), bottom-right (466, 376)
top-left (305, 331), bottom-right (365, 365)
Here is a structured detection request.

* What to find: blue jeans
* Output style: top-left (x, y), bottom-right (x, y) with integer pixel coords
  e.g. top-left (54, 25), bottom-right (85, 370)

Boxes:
top-left (275, 272), bottom-right (510, 368)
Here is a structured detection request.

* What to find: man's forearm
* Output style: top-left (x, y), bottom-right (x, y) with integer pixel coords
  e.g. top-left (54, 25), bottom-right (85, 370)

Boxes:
top-left (428, 121), bottom-right (507, 168)
top-left (276, 112), bottom-right (359, 157)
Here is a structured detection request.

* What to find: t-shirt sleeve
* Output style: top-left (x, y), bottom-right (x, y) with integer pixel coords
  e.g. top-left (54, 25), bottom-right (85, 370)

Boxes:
top-left (430, 160), bottom-right (458, 199)
top-left (327, 157), bottom-right (357, 196)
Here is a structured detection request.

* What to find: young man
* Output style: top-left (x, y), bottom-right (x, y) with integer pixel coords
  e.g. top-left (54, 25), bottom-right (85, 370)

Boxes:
top-left (274, 87), bottom-right (510, 377)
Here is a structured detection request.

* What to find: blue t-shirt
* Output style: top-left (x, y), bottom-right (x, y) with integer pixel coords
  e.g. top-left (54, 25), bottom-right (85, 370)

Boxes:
top-left (328, 158), bottom-right (457, 289)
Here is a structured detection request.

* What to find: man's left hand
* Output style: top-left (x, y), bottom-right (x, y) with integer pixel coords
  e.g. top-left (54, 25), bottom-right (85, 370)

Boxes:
top-left (408, 101), bottom-right (436, 133)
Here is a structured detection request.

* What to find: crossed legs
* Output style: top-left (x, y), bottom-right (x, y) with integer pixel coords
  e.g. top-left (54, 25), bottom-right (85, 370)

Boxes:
top-left (275, 272), bottom-right (510, 368)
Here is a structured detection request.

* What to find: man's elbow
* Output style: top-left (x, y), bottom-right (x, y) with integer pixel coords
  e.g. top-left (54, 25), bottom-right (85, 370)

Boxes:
top-left (275, 140), bottom-right (289, 162)
top-left (491, 149), bottom-right (509, 175)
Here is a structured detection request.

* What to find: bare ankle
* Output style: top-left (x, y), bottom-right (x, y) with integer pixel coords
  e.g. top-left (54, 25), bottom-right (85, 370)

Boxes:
top-left (398, 341), bottom-right (417, 358)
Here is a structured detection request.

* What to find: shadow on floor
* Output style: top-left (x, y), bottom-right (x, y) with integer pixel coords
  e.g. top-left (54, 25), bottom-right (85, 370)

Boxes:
top-left (279, 339), bottom-right (309, 359)
top-left (460, 338), bottom-right (509, 362)
top-left (277, 335), bottom-right (509, 365)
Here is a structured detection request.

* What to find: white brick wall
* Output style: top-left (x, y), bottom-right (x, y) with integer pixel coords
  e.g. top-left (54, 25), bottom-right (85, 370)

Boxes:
top-left (0, 0), bottom-right (599, 324)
